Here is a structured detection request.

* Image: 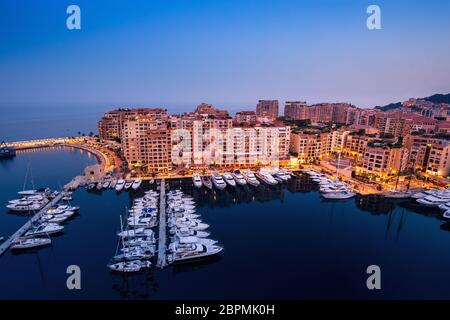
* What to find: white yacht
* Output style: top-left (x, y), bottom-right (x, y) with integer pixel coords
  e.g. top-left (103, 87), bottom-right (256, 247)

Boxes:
top-left (222, 172), bottom-right (236, 187)
top-left (243, 170), bottom-right (260, 186)
top-left (40, 214), bottom-right (70, 224)
top-left (167, 244), bottom-right (223, 264)
top-left (117, 228), bottom-right (155, 239)
top-left (383, 190), bottom-right (412, 199)
top-left (171, 227), bottom-right (210, 238)
top-left (11, 237), bottom-right (51, 250)
top-left (96, 182), bottom-right (103, 191)
top-left (439, 202), bottom-right (450, 211)
top-left (321, 191), bottom-right (356, 200)
top-left (115, 179), bottom-right (126, 191)
top-left (25, 223), bottom-right (64, 237)
top-left (102, 181), bottom-right (110, 189)
top-left (173, 220), bottom-right (209, 231)
top-left (123, 236), bottom-right (156, 247)
top-left (113, 248), bottom-right (153, 261)
top-left (109, 180), bottom-right (117, 189)
top-left (255, 170), bottom-right (278, 185)
top-left (201, 176), bottom-right (213, 189)
top-left (124, 180), bottom-right (133, 190)
top-left (444, 210), bottom-right (450, 219)
top-left (6, 202), bottom-right (44, 212)
top-left (231, 170), bottom-right (247, 186)
top-left (417, 194), bottom-right (450, 207)
top-left (211, 173), bottom-right (227, 190)
top-left (171, 236), bottom-right (217, 246)
top-left (132, 180), bottom-right (142, 190)
top-left (18, 190), bottom-right (38, 196)
top-left (108, 260), bottom-right (151, 273)
top-left (192, 173), bottom-right (203, 188)
top-left (320, 185), bottom-right (348, 193)
top-left (169, 238), bottom-right (218, 252)
top-left (412, 189), bottom-right (442, 199)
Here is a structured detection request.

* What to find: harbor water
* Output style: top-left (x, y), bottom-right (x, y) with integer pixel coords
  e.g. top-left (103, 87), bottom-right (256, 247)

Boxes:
top-left (1, 147), bottom-right (450, 299)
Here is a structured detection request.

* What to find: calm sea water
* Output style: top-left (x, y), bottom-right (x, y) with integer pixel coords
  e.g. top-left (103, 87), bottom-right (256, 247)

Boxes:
top-left (1, 147), bottom-right (450, 299)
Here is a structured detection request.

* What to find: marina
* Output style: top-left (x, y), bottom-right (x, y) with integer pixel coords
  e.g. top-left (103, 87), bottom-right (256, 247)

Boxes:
top-left (1, 147), bottom-right (450, 299)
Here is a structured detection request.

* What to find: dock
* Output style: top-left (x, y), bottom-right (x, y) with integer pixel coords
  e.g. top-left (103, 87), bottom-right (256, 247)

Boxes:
top-left (0, 191), bottom-right (65, 256)
top-left (156, 179), bottom-right (167, 268)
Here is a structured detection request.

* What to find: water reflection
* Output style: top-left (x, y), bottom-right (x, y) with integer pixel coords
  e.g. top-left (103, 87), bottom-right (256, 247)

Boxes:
top-left (111, 271), bottom-right (158, 300)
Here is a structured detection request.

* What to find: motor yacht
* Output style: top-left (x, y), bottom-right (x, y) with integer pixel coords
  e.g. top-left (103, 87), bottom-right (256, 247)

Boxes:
top-left (242, 170), bottom-right (260, 186)
top-left (132, 180), bottom-right (142, 190)
top-left (167, 244), bottom-right (223, 264)
top-left (211, 173), bottom-right (227, 190)
top-left (117, 228), bottom-right (155, 239)
top-left (173, 220), bottom-right (209, 231)
top-left (383, 190), bottom-right (412, 199)
top-left (102, 181), bottom-right (110, 189)
top-left (321, 191), bottom-right (356, 200)
top-left (255, 170), bottom-right (278, 185)
top-left (231, 170), bottom-right (247, 186)
top-left (108, 260), bottom-right (151, 273)
top-left (124, 180), bottom-right (133, 190)
top-left (115, 179), bottom-right (126, 192)
top-left (201, 176), bottom-right (213, 190)
top-left (417, 194), bottom-right (450, 207)
top-left (11, 237), bottom-right (51, 250)
top-left (444, 210), bottom-right (450, 219)
top-left (25, 223), bottom-right (64, 237)
top-left (96, 182), bottom-right (103, 191)
top-left (171, 227), bottom-right (210, 238)
top-left (192, 173), bottom-right (203, 188)
top-left (109, 180), bottom-right (117, 189)
top-left (222, 172), bottom-right (236, 187)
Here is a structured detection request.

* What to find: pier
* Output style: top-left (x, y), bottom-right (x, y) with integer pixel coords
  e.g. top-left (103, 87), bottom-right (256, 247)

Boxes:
top-left (156, 179), bottom-right (167, 268)
top-left (0, 191), bottom-right (65, 256)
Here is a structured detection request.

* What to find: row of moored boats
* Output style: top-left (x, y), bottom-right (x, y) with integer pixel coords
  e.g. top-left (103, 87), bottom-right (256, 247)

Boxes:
top-left (86, 179), bottom-right (148, 192)
top-left (108, 190), bottom-right (159, 273)
top-left (6, 189), bottom-right (79, 251)
top-left (192, 168), bottom-right (294, 189)
top-left (303, 170), bottom-right (356, 199)
top-left (413, 188), bottom-right (450, 219)
top-left (166, 190), bottom-right (222, 264)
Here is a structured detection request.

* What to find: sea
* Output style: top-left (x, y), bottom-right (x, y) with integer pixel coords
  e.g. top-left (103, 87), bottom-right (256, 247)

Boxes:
top-left (0, 106), bottom-right (450, 299)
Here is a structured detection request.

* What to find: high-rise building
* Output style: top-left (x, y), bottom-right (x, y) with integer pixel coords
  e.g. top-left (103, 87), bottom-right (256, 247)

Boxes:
top-left (234, 111), bottom-right (258, 125)
top-left (121, 110), bottom-right (171, 173)
top-left (284, 101), bottom-right (307, 120)
top-left (360, 143), bottom-right (409, 176)
top-left (256, 100), bottom-right (279, 120)
top-left (98, 108), bottom-right (167, 141)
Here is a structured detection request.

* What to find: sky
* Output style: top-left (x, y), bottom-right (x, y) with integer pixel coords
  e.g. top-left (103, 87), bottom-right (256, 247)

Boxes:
top-left (0, 0), bottom-right (449, 113)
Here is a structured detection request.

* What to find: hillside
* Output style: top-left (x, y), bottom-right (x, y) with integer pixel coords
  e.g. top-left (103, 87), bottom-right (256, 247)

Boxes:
top-left (375, 93), bottom-right (450, 111)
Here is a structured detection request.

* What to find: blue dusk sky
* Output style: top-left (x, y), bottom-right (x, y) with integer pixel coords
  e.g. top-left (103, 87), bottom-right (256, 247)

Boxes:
top-left (0, 0), bottom-right (449, 113)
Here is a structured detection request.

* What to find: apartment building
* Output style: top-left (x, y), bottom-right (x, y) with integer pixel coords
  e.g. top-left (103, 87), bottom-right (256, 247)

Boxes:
top-left (290, 131), bottom-right (331, 162)
top-left (284, 101), bottom-right (307, 120)
top-left (345, 133), bottom-right (373, 157)
top-left (234, 111), bottom-right (258, 125)
top-left (404, 135), bottom-right (450, 176)
top-left (256, 100), bottom-right (279, 120)
top-left (98, 108), bottom-right (167, 141)
top-left (360, 143), bottom-right (409, 176)
top-left (121, 112), bottom-right (171, 173)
